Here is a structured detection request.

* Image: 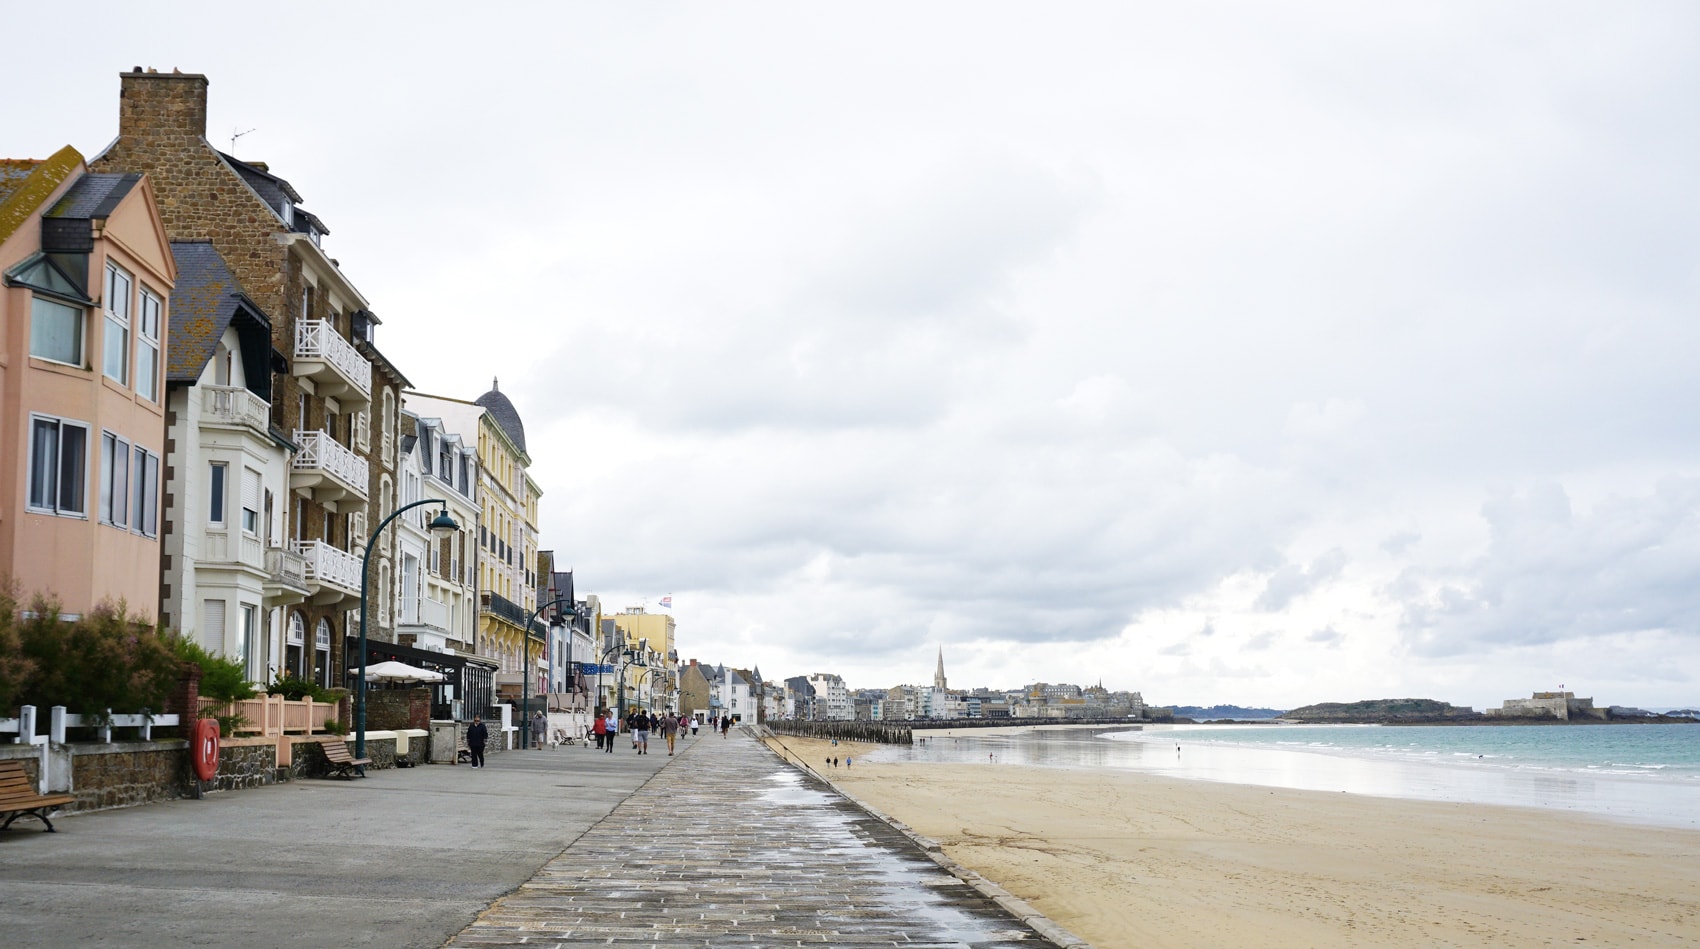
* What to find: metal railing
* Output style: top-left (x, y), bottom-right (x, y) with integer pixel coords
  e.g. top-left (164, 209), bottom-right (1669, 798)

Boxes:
top-left (292, 430), bottom-right (369, 497)
top-left (292, 539), bottom-right (361, 593)
top-left (202, 384), bottom-right (271, 432)
top-left (294, 319), bottom-right (372, 399)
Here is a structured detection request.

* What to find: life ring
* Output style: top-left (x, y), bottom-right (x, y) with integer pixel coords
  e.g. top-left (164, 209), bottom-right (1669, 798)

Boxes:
top-left (192, 718), bottom-right (220, 782)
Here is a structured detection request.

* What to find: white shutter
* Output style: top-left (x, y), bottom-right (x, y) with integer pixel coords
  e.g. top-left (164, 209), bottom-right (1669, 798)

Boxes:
top-left (241, 468), bottom-right (261, 532)
top-left (201, 599), bottom-right (226, 653)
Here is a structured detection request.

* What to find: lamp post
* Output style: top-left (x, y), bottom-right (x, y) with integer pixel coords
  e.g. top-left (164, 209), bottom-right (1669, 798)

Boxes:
top-left (520, 597), bottom-right (572, 751)
top-left (357, 499), bottom-right (459, 761)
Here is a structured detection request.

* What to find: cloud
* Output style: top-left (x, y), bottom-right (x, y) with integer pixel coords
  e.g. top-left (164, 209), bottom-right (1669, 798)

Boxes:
top-left (1244, 630), bottom-right (1280, 651)
top-left (1255, 548), bottom-right (1349, 612)
top-left (1307, 626), bottom-right (1345, 647)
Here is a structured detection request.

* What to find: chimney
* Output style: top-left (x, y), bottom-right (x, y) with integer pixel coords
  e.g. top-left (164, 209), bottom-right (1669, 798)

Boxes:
top-left (118, 68), bottom-right (210, 141)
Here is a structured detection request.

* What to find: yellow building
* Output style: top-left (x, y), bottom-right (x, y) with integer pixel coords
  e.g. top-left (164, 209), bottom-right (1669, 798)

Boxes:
top-left (610, 607), bottom-right (677, 710)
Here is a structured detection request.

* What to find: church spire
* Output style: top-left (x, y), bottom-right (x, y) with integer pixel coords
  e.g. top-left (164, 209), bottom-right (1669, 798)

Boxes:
top-left (934, 645), bottom-right (947, 690)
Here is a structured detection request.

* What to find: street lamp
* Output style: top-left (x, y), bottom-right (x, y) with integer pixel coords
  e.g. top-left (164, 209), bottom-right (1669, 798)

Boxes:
top-left (357, 500), bottom-right (459, 761)
top-left (521, 597), bottom-right (572, 751)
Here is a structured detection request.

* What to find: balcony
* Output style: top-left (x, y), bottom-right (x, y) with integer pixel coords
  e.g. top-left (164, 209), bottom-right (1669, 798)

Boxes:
top-left (202, 530), bottom-right (264, 567)
top-left (264, 546), bottom-right (310, 604)
top-left (400, 595), bottom-right (451, 632)
top-left (480, 591), bottom-right (546, 637)
top-left (291, 430), bottom-right (369, 502)
top-left (292, 539), bottom-right (361, 605)
top-left (293, 319), bottom-right (372, 404)
top-left (201, 385), bottom-right (271, 435)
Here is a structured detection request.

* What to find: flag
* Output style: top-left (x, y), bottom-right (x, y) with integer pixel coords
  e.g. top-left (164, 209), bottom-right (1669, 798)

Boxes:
top-left (658, 595), bottom-right (673, 609)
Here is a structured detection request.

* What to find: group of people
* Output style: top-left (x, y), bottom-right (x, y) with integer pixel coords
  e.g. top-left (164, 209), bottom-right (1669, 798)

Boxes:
top-left (464, 708), bottom-right (743, 768)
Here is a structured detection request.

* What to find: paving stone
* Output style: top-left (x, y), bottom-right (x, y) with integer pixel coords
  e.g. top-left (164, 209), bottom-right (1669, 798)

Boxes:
top-left (443, 733), bottom-right (1049, 948)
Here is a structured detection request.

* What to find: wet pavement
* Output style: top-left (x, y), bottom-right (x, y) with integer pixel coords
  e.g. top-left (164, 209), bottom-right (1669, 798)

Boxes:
top-left (444, 730), bottom-right (1057, 948)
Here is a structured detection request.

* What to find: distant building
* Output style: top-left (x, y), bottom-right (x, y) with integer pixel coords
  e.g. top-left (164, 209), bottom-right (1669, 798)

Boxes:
top-left (1485, 691), bottom-right (1606, 721)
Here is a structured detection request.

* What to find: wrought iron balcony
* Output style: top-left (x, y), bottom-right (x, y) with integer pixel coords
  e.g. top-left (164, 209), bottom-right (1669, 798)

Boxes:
top-left (293, 319), bottom-right (372, 404)
top-left (290, 430), bottom-right (369, 502)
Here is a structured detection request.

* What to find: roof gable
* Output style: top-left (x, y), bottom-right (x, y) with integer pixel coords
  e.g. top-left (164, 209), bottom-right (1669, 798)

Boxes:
top-left (0, 145), bottom-right (82, 246)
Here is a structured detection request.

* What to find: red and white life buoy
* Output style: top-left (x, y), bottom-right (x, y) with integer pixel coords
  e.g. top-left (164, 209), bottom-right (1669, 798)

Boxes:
top-left (192, 718), bottom-right (220, 782)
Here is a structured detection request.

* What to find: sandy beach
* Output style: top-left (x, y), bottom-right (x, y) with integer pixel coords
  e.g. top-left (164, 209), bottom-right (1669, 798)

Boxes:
top-left (766, 734), bottom-right (1700, 948)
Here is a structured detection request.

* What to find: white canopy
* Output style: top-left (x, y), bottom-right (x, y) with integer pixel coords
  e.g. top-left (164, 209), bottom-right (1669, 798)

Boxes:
top-left (364, 660), bottom-right (446, 683)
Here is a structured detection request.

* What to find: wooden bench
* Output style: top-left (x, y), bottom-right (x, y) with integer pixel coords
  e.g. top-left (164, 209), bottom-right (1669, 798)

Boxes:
top-left (320, 740), bottom-right (372, 779)
top-left (0, 760), bottom-right (76, 832)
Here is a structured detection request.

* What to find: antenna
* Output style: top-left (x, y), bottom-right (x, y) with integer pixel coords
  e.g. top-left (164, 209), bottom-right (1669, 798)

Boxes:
top-left (230, 126), bottom-right (257, 153)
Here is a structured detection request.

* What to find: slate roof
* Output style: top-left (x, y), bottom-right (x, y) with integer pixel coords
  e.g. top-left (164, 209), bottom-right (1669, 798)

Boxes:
top-left (167, 240), bottom-right (272, 384)
top-left (475, 378), bottom-right (527, 452)
top-left (217, 151), bottom-right (302, 217)
top-left (45, 173), bottom-right (140, 220)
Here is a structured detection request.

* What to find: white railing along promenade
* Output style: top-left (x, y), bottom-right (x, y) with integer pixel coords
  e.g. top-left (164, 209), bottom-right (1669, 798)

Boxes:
top-left (201, 384), bottom-right (271, 432)
top-left (2, 705), bottom-right (180, 745)
top-left (294, 319), bottom-right (372, 399)
top-left (292, 539), bottom-right (362, 593)
top-left (292, 429), bottom-right (369, 496)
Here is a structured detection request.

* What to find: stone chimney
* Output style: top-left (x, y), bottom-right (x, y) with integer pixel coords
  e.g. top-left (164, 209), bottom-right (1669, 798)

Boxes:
top-left (117, 68), bottom-right (210, 141)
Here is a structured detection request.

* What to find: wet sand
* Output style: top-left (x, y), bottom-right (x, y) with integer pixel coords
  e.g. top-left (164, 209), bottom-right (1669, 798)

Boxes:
top-left (766, 734), bottom-right (1700, 948)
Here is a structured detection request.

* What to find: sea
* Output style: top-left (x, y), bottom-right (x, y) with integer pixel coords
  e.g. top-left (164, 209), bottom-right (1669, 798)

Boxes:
top-left (870, 722), bottom-right (1700, 829)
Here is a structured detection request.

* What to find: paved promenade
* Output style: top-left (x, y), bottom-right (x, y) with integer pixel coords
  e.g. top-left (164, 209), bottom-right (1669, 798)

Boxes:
top-left (0, 730), bottom-right (1062, 947)
top-left (445, 730), bottom-right (1054, 947)
top-left (0, 737), bottom-right (671, 947)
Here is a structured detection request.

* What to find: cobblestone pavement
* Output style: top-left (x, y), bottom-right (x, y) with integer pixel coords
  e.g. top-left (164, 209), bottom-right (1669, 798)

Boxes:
top-left (444, 731), bottom-right (1053, 948)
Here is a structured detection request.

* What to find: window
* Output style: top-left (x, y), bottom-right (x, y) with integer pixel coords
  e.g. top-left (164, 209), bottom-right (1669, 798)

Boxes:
top-left (136, 288), bottom-right (161, 401)
top-left (131, 446), bottom-right (159, 537)
top-left (103, 263), bottom-right (131, 384)
top-left (287, 612), bottom-right (306, 677)
top-left (298, 392), bottom-right (310, 432)
top-left (101, 432), bottom-right (131, 528)
top-left (241, 468), bottom-right (261, 535)
top-left (239, 605), bottom-right (259, 680)
top-left (30, 296), bottom-right (83, 365)
top-left (323, 510), bottom-right (334, 546)
top-left (201, 599), bottom-right (226, 653)
top-left (208, 462), bottom-right (227, 526)
top-left (314, 618), bottom-right (332, 687)
top-left (28, 415), bottom-right (88, 516)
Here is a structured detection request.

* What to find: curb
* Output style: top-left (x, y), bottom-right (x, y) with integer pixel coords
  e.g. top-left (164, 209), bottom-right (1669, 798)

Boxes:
top-left (760, 732), bottom-right (1094, 949)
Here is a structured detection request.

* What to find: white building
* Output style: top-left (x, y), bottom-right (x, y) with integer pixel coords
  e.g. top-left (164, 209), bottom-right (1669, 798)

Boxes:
top-left (806, 673), bottom-right (853, 720)
top-left (159, 241), bottom-right (308, 683)
top-left (392, 409), bottom-right (479, 655)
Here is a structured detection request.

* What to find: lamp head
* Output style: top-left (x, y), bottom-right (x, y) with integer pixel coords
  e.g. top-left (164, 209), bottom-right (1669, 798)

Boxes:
top-left (428, 509), bottom-right (459, 532)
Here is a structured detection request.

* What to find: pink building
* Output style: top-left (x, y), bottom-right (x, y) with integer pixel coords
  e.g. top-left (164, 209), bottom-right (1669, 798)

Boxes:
top-left (0, 146), bottom-right (175, 619)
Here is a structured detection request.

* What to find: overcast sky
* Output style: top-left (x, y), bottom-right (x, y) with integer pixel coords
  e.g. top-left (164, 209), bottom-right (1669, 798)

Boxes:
top-left (7, 3), bottom-right (1697, 709)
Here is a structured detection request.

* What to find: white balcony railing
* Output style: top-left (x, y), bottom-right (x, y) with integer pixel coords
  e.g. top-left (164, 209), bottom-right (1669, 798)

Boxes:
top-left (292, 539), bottom-right (361, 594)
top-left (201, 384), bottom-right (271, 433)
top-left (292, 430), bottom-right (369, 499)
top-left (400, 596), bottom-right (451, 632)
top-left (293, 319), bottom-right (372, 402)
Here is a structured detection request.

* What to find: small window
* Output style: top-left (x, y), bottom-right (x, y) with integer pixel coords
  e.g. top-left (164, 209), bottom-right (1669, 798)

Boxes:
top-left (28, 415), bottom-right (88, 516)
top-left (136, 289), bottom-right (161, 401)
top-left (131, 445), bottom-right (159, 537)
top-left (241, 468), bottom-right (261, 535)
top-left (209, 462), bottom-right (227, 525)
top-left (101, 431), bottom-right (131, 528)
top-left (30, 296), bottom-right (84, 366)
top-left (103, 263), bottom-right (131, 384)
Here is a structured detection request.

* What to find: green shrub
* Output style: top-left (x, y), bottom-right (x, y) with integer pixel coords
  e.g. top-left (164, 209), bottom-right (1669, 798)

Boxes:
top-left (267, 672), bottom-right (336, 703)
top-left (173, 636), bottom-right (256, 705)
top-left (0, 590), bottom-right (178, 717)
top-left (322, 719), bottom-right (348, 736)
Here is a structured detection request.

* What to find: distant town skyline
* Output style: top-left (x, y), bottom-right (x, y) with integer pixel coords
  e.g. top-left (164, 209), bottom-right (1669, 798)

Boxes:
top-left (4, 3), bottom-right (1695, 708)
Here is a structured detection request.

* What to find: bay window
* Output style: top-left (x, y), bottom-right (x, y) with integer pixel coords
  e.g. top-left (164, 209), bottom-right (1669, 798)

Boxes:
top-left (101, 431), bottom-right (131, 528)
top-left (30, 295), bottom-right (84, 365)
top-left (136, 288), bottom-right (161, 401)
top-left (27, 415), bottom-right (88, 516)
top-left (103, 263), bottom-right (131, 384)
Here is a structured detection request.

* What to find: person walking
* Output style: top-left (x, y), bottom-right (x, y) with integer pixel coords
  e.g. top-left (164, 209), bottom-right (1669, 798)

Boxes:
top-left (532, 710), bottom-right (547, 750)
top-left (661, 712), bottom-right (679, 755)
top-left (603, 711), bottom-right (617, 753)
top-left (689, 716), bottom-right (699, 737)
top-left (631, 709), bottom-right (651, 755)
top-left (720, 715), bottom-right (731, 738)
top-left (466, 715), bottom-right (488, 769)
top-left (592, 711), bottom-right (607, 751)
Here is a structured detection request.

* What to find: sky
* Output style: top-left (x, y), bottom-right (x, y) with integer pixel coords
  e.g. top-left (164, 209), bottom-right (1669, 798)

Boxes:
top-left (5, 2), bottom-right (1697, 710)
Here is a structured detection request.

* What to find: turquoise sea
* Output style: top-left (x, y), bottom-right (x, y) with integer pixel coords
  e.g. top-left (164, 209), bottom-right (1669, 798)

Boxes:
top-left (874, 722), bottom-right (1700, 829)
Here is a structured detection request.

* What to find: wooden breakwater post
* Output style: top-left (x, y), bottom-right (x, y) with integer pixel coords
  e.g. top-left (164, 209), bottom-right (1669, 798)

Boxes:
top-left (766, 720), bottom-right (913, 745)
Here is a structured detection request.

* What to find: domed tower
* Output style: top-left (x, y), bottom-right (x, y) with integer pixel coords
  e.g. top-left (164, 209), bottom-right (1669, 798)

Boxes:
top-left (474, 377), bottom-right (527, 455)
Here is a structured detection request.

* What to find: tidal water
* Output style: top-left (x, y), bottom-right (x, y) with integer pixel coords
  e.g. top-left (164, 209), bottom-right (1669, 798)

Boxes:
top-left (872, 722), bottom-right (1700, 829)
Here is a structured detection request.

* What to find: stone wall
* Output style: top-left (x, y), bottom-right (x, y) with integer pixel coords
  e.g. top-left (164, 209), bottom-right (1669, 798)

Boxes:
top-left (213, 740), bottom-right (280, 792)
top-left (68, 741), bottom-right (190, 812)
top-left (368, 688), bottom-right (430, 731)
top-left (288, 736), bottom-right (397, 778)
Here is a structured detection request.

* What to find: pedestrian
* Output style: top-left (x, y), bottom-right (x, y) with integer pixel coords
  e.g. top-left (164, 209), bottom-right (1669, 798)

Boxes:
top-left (630, 709), bottom-right (650, 754)
top-left (662, 713), bottom-right (679, 755)
top-left (690, 716), bottom-right (699, 737)
top-left (721, 716), bottom-right (730, 738)
top-left (592, 711), bottom-right (607, 751)
top-left (532, 710), bottom-right (547, 750)
top-left (466, 715), bottom-right (488, 769)
top-left (846, 757), bottom-right (852, 768)
top-left (603, 711), bottom-right (617, 753)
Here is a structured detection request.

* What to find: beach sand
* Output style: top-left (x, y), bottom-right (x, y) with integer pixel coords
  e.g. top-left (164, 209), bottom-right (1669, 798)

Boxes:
top-left (766, 734), bottom-right (1700, 948)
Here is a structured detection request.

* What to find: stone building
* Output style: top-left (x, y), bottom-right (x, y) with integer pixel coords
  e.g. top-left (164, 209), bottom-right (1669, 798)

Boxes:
top-left (92, 69), bottom-right (408, 687)
top-left (1485, 691), bottom-right (1606, 721)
